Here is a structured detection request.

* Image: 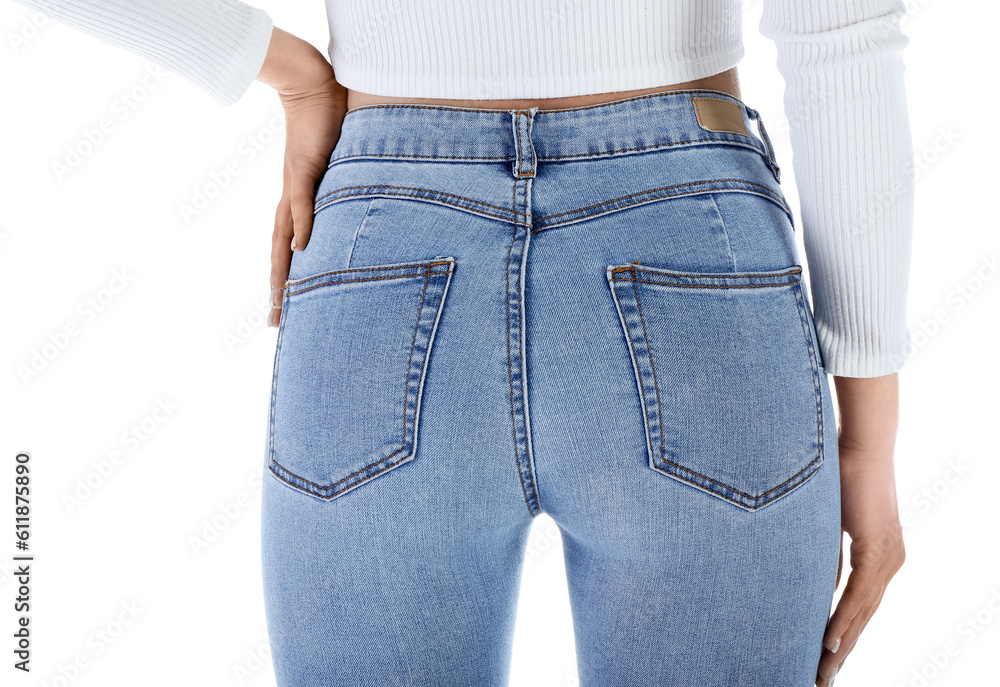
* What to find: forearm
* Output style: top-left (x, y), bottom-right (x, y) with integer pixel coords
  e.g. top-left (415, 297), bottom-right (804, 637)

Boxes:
top-left (13, 0), bottom-right (273, 106)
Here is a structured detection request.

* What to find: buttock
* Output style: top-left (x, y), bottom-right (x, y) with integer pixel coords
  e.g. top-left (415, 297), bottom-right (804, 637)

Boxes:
top-left (259, 91), bottom-right (841, 687)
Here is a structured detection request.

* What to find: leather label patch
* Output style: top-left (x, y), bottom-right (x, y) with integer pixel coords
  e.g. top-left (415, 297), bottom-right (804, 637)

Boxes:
top-left (691, 97), bottom-right (749, 136)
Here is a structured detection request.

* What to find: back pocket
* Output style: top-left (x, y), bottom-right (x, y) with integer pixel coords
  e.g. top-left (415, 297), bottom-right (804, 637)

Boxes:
top-left (268, 257), bottom-right (456, 500)
top-left (605, 263), bottom-right (824, 510)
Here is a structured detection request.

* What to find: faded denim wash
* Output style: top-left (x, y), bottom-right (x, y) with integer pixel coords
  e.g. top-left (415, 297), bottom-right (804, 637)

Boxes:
top-left (261, 89), bottom-right (841, 687)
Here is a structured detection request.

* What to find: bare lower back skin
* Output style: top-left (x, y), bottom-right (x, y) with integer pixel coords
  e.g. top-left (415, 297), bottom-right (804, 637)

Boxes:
top-left (345, 66), bottom-right (741, 112)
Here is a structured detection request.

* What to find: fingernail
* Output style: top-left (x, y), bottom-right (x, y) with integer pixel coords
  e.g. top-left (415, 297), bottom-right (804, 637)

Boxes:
top-left (270, 287), bottom-right (281, 308)
top-left (268, 309), bottom-right (279, 327)
top-left (830, 637), bottom-right (841, 654)
top-left (290, 237), bottom-right (298, 251)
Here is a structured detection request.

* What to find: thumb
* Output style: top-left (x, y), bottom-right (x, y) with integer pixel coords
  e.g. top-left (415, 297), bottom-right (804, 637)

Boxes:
top-left (289, 164), bottom-right (320, 252)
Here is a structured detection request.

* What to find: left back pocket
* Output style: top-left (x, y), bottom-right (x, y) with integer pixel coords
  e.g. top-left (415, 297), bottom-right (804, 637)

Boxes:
top-left (268, 257), bottom-right (456, 500)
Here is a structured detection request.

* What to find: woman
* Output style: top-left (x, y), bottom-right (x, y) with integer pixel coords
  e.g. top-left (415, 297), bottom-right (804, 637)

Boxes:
top-left (14, 1), bottom-right (911, 685)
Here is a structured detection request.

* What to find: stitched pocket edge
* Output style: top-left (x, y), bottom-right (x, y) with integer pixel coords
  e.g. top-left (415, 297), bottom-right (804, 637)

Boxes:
top-left (605, 262), bottom-right (825, 511)
top-left (267, 257), bottom-right (457, 501)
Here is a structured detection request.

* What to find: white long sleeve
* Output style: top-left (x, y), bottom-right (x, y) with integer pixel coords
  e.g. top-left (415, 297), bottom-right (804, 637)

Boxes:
top-left (759, 0), bottom-right (915, 377)
top-left (9, 0), bottom-right (915, 377)
top-left (11, 0), bottom-right (273, 106)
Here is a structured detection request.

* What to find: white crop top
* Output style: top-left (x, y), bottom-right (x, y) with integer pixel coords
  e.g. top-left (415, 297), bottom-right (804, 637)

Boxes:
top-left (13, 0), bottom-right (916, 378)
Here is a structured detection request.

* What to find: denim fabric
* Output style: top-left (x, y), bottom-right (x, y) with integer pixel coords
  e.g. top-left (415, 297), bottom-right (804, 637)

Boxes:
top-left (261, 89), bottom-right (841, 687)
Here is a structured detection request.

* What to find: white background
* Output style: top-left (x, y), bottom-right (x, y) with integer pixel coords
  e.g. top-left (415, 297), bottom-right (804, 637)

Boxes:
top-left (0, 1), bottom-right (996, 686)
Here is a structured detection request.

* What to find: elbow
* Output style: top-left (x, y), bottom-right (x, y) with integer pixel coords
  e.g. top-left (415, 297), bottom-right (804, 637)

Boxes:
top-left (759, 0), bottom-right (910, 67)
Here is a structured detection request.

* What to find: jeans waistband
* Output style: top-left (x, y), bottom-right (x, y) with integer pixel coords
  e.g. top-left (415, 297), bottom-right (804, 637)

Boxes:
top-left (330, 88), bottom-right (782, 183)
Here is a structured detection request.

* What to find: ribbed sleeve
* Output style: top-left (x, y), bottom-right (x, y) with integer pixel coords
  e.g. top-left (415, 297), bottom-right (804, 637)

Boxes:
top-left (12, 0), bottom-right (273, 106)
top-left (759, 0), bottom-right (915, 377)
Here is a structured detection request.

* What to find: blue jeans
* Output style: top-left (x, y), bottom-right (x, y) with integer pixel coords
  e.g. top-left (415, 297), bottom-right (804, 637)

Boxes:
top-left (261, 89), bottom-right (841, 686)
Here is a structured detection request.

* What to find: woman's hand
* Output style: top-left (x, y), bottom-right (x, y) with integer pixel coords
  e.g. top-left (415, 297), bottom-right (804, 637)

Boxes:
top-left (816, 373), bottom-right (907, 686)
top-left (256, 27), bottom-right (348, 327)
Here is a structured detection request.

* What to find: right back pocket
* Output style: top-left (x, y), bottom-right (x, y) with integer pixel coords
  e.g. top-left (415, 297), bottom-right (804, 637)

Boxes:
top-left (605, 262), bottom-right (825, 511)
top-left (268, 257), bottom-right (456, 501)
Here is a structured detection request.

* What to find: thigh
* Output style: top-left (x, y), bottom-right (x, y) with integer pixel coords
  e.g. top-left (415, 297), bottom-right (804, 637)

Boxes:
top-left (561, 460), bottom-right (841, 687)
top-left (527, 152), bottom-right (841, 686)
top-left (260, 164), bottom-right (535, 686)
top-left (260, 467), bottom-right (533, 687)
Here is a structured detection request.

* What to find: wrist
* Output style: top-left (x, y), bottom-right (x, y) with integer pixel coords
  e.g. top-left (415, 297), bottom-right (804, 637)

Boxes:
top-left (833, 372), bottom-right (900, 455)
top-left (256, 26), bottom-right (336, 96)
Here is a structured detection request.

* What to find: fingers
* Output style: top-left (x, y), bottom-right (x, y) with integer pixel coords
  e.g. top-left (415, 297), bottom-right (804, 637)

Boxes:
top-left (833, 589), bottom-right (885, 663)
top-left (289, 165), bottom-right (318, 253)
top-left (818, 587), bottom-right (881, 681)
top-left (816, 536), bottom-right (846, 686)
top-left (825, 564), bottom-right (877, 649)
top-left (269, 143), bottom-right (325, 327)
top-left (270, 195), bottom-right (293, 327)
top-left (816, 562), bottom-right (892, 683)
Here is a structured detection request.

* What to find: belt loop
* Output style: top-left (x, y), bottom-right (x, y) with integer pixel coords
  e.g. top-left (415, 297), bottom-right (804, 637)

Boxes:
top-left (745, 105), bottom-right (781, 183)
top-left (510, 108), bottom-right (537, 179)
